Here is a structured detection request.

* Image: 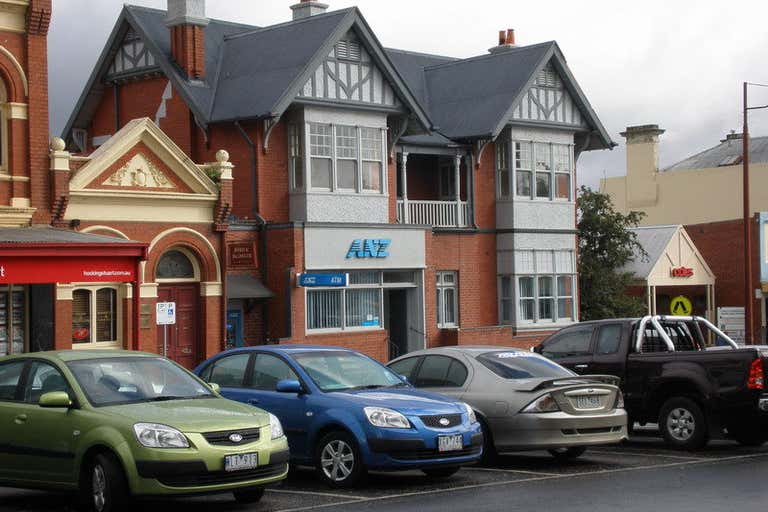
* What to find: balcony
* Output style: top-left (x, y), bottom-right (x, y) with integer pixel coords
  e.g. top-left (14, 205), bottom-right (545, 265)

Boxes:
top-left (396, 200), bottom-right (470, 228)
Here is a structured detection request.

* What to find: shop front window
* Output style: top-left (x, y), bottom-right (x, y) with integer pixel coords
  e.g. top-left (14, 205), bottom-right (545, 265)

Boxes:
top-left (72, 286), bottom-right (120, 347)
top-left (0, 287), bottom-right (26, 356)
top-left (306, 271), bottom-right (387, 333)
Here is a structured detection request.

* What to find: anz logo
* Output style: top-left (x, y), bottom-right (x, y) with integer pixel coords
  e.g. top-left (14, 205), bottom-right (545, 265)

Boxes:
top-left (346, 239), bottom-right (391, 259)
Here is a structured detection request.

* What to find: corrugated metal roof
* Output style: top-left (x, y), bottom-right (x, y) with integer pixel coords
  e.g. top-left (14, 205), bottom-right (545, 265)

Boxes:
top-left (0, 227), bottom-right (140, 244)
top-left (664, 136), bottom-right (768, 171)
top-left (619, 225), bottom-right (679, 279)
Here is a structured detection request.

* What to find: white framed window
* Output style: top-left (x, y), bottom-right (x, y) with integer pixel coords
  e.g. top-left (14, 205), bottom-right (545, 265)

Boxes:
top-left (335, 125), bottom-right (358, 191)
top-left (496, 138), bottom-right (510, 198)
top-left (306, 271), bottom-right (385, 333)
top-left (436, 271), bottom-right (458, 328)
top-left (304, 123), bottom-right (385, 194)
top-left (514, 141), bottom-right (573, 201)
top-left (309, 123), bottom-right (333, 190)
top-left (500, 250), bottom-right (575, 325)
top-left (72, 286), bottom-right (121, 348)
top-left (289, 124), bottom-right (304, 190)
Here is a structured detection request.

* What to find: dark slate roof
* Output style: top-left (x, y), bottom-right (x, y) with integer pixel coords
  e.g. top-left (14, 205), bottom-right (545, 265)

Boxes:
top-left (384, 48), bottom-right (457, 107)
top-left (210, 9), bottom-right (354, 121)
top-left (0, 228), bottom-right (140, 244)
top-left (664, 135), bottom-right (768, 171)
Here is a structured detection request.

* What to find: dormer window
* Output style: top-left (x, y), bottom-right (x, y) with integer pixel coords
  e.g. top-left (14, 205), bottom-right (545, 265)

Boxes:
top-left (335, 40), bottom-right (361, 61)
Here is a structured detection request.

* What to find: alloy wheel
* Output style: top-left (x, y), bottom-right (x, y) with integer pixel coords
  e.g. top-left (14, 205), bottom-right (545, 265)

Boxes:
top-left (667, 407), bottom-right (695, 441)
top-left (92, 464), bottom-right (107, 512)
top-left (320, 440), bottom-right (355, 482)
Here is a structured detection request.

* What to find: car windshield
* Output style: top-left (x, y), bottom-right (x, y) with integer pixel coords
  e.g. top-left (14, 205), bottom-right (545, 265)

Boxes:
top-left (67, 357), bottom-right (213, 407)
top-left (477, 351), bottom-right (574, 380)
top-left (293, 351), bottom-right (405, 392)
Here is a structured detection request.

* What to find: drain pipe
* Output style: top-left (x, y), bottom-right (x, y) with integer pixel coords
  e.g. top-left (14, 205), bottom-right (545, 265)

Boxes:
top-left (234, 120), bottom-right (270, 344)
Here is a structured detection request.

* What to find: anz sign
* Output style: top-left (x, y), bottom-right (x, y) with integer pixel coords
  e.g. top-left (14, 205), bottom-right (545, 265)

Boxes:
top-left (346, 239), bottom-right (391, 259)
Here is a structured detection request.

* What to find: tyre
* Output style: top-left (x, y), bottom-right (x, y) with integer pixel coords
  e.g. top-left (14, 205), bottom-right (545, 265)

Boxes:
top-left (547, 446), bottom-right (587, 460)
top-left (315, 431), bottom-right (366, 488)
top-left (659, 397), bottom-right (708, 450)
top-left (422, 466), bottom-right (460, 478)
top-left (83, 453), bottom-right (128, 512)
top-left (727, 422), bottom-right (768, 447)
top-left (478, 418), bottom-right (498, 464)
top-left (233, 487), bottom-right (265, 504)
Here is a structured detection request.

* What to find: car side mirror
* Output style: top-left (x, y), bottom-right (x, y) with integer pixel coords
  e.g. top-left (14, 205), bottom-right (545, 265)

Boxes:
top-left (208, 382), bottom-right (221, 394)
top-left (399, 374), bottom-right (411, 384)
top-left (276, 379), bottom-right (303, 394)
top-left (39, 391), bottom-right (72, 408)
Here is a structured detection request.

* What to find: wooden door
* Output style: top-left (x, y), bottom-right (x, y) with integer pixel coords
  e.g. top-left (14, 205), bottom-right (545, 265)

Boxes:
top-left (157, 284), bottom-right (200, 369)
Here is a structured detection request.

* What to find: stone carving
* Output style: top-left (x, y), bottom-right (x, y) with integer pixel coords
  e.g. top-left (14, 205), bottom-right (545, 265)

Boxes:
top-left (103, 154), bottom-right (173, 189)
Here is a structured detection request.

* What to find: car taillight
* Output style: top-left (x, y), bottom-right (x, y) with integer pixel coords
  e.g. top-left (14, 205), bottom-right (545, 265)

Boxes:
top-left (748, 358), bottom-right (765, 390)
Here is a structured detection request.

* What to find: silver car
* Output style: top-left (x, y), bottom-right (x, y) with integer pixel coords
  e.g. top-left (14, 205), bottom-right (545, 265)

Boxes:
top-left (388, 346), bottom-right (627, 460)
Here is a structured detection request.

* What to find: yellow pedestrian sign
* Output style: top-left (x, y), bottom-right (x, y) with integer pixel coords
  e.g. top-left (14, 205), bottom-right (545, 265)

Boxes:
top-left (670, 295), bottom-right (692, 316)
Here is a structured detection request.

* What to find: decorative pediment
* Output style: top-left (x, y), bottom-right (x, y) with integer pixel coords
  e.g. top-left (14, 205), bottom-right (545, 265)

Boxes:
top-left (102, 153), bottom-right (174, 189)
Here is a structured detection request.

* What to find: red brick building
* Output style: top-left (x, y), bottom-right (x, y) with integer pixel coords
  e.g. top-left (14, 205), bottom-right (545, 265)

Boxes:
top-left (57, 0), bottom-right (615, 364)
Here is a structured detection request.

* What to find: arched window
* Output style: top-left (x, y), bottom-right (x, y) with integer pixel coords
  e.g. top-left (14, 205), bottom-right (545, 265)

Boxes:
top-left (72, 286), bottom-right (120, 346)
top-left (157, 249), bottom-right (195, 280)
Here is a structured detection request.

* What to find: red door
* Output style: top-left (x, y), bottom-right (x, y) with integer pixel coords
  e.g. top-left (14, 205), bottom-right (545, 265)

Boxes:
top-left (157, 284), bottom-right (200, 370)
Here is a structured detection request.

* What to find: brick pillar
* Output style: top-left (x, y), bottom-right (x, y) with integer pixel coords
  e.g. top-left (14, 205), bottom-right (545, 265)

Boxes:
top-left (170, 25), bottom-right (206, 79)
top-left (210, 149), bottom-right (234, 230)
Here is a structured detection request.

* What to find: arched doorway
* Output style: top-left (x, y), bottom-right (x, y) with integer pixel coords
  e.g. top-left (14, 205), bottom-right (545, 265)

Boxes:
top-left (155, 248), bottom-right (201, 369)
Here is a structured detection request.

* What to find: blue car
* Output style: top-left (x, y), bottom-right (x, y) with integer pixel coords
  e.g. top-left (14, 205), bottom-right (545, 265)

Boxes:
top-left (194, 345), bottom-right (483, 487)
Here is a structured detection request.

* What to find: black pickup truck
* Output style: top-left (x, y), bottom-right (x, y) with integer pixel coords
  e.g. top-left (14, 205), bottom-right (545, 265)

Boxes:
top-left (534, 315), bottom-right (768, 449)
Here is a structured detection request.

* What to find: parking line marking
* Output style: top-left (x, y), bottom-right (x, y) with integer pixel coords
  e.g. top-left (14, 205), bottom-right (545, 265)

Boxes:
top-left (267, 488), bottom-right (367, 500)
top-left (589, 448), bottom-right (709, 460)
top-left (464, 466), bottom-right (561, 476)
top-left (271, 452), bottom-right (768, 512)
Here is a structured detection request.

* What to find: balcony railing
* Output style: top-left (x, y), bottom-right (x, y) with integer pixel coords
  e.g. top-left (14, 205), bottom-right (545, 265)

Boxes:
top-left (396, 200), bottom-right (470, 228)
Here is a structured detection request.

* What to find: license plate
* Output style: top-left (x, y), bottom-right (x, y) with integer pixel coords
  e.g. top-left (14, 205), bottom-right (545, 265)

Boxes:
top-left (575, 396), bottom-right (601, 409)
top-left (224, 452), bottom-right (258, 472)
top-left (438, 434), bottom-right (463, 452)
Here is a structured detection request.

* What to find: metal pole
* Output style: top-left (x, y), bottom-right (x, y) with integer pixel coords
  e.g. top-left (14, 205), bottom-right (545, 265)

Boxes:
top-left (163, 323), bottom-right (167, 358)
top-left (743, 82), bottom-right (753, 344)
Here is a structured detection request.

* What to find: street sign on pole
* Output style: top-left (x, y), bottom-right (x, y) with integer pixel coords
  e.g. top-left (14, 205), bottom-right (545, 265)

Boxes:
top-left (156, 302), bottom-right (176, 325)
top-left (156, 302), bottom-right (176, 358)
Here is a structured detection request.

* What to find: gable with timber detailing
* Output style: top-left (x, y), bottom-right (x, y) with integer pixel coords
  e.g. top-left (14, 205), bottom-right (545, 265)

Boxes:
top-left (106, 26), bottom-right (159, 79)
top-left (298, 30), bottom-right (401, 108)
top-left (511, 63), bottom-right (587, 127)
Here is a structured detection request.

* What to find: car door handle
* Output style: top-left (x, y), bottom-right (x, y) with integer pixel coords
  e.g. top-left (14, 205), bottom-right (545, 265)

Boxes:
top-left (247, 399), bottom-right (260, 405)
top-left (574, 364), bottom-right (589, 369)
top-left (14, 414), bottom-right (27, 424)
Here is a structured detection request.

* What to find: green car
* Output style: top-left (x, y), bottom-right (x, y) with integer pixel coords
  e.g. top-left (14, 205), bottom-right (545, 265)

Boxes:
top-left (0, 350), bottom-right (289, 511)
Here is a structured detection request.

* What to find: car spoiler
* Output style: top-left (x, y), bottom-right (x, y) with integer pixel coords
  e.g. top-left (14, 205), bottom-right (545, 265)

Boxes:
top-left (524, 374), bottom-right (621, 392)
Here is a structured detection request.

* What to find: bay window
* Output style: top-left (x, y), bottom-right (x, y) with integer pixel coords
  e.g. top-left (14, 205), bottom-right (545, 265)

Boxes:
top-left (289, 124), bottom-right (304, 190)
top-left (513, 141), bottom-right (573, 200)
top-left (497, 138), bottom-right (510, 198)
top-left (499, 250), bottom-right (576, 325)
top-left (302, 122), bottom-right (386, 194)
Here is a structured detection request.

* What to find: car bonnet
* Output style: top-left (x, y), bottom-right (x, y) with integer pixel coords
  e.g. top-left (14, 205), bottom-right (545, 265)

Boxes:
top-left (330, 387), bottom-right (465, 416)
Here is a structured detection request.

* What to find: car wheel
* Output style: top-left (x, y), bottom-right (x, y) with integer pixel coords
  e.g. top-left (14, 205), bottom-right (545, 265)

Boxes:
top-left (233, 487), bottom-right (265, 504)
top-left (315, 431), bottom-right (366, 488)
top-left (84, 453), bottom-right (128, 512)
top-left (478, 418), bottom-right (498, 464)
top-left (659, 397), bottom-right (708, 450)
top-left (422, 466), bottom-right (461, 478)
top-left (547, 447), bottom-right (587, 460)
top-left (727, 422), bottom-right (768, 446)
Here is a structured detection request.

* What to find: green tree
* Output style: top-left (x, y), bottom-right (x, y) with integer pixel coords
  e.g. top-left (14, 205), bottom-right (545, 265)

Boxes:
top-left (577, 186), bottom-right (647, 320)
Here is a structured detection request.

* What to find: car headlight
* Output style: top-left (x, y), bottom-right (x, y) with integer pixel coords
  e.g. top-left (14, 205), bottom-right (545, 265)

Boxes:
top-left (133, 423), bottom-right (189, 448)
top-left (614, 390), bottom-right (625, 409)
top-left (269, 413), bottom-right (284, 440)
top-left (521, 393), bottom-right (561, 413)
top-left (462, 402), bottom-right (478, 424)
top-left (364, 407), bottom-right (411, 429)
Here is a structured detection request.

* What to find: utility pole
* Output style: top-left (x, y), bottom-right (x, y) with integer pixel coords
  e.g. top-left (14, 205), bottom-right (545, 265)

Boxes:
top-left (743, 82), bottom-right (752, 344)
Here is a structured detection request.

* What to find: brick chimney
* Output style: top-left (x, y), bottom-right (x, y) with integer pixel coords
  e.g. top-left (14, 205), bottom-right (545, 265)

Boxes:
top-left (620, 124), bottom-right (665, 208)
top-left (489, 29), bottom-right (517, 54)
top-left (166, 0), bottom-right (209, 79)
top-left (290, 0), bottom-right (329, 20)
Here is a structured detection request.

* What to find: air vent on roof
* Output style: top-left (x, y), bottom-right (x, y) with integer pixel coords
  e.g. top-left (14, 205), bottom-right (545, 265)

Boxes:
top-left (718, 155), bottom-right (742, 167)
top-left (536, 66), bottom-right (561, 88)
top-left (336, 40), bottom-right (361, 61)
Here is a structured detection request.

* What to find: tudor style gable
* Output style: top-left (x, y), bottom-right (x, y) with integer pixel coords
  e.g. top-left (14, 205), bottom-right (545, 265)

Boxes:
top-left (297, 30), bottom-right (402, 109)
top-left (511, 62), bottom-right (587, 128)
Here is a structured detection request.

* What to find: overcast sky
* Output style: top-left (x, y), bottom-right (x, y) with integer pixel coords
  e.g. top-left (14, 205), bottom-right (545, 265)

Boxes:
top-left (48, 0), bottom-right (768, 188)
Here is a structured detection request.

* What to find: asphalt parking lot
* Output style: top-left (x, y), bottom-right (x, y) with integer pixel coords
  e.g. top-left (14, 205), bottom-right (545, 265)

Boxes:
top-left (2, 435), bottom-right (768, 512)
